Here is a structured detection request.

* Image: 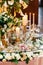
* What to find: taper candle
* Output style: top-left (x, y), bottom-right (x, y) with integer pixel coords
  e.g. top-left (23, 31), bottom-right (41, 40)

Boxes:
top-left (29, 13), bottom-right (31, 22)
top-left (29, 13), bottom-right (31, 31)
top-left (33, 13), bottom-right (35, 33)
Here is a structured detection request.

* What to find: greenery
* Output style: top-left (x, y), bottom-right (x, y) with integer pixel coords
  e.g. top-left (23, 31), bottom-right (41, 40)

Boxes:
top-left (0, 13), bottom-right (13, 27)
top-left (25, 58), bottom-right (30, 64)
top-left (0, 0), bottom-right (32, 15)
top-left (0, 12), bottom-right (21, 28)
top-left (11, 58), bottom-right (18, 64)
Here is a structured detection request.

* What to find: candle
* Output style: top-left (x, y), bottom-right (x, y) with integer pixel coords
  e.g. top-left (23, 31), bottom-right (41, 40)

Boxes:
top-left (33, 13), bottom-right (35, 33)
top-left (29, 13), bottom-right (31, 31)
top-left (29, 13), bottom-right (31, 21)
top-left (22, 13), bottom-right (28, 26)
top-left (16, 27), bottom-right (20, 38)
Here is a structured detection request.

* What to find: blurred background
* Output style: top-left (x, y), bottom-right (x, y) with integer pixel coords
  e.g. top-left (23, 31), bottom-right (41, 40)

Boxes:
top-left (38, 0), bottom-right (43, 32)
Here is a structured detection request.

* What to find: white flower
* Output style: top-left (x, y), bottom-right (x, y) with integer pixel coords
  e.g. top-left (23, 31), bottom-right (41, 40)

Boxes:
top-left (36, 39), bottom-right (40, 43)
top-left (40, 40), bottom-right (43, 44)
top-left (2, 12), bottom-right (6, 15)
top-left (40, 45), bottom-right (43, 49)
top-left (40, 51), bottom-right (43, 56)
top-left (15, 54), bottom-right (21, 60)
top-left (8, 0), bottom-right (14, 5)
top-left (0, 54), bottom-right (3, 59)
top-left (11, 53), bottom-right (15, 59)
top-left (26, 52), bottom-right (33, 58)
top-left (5, 53), bottom-right (12, 60)
top-left (35, 39), bottom-right (40, 47)
top-left (8, 16), bottom-right (10, 18)
top-left (29, 57), bottom-right (33, 60)
top-left (4, 24), bottom-right (7, 29)
top-left (2, 59), bottom-right (6, 62)
top-left (2, 29), bottom-right (5, 32)
top-left (3, 1), bottom-right (8, 7)
top-left (0, 41), bottom-right (3, 46)
top-left (4, 17), bottom-right (7, 21)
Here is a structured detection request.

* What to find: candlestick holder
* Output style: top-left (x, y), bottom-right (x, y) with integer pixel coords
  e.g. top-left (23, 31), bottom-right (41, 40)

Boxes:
top-left (28, 20), bottom-right (31, 34)
top-left (23, 25), bottom-right (27, 33)
top-left (22, 25), bottom-right (27, 42)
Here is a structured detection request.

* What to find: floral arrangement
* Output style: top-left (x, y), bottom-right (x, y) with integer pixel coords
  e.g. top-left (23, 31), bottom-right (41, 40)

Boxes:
top-left (0, 0), bottom-right (43, 64)
top-left (0, 12), bottom-right (21, 47)
top-left (0, 12), bottom-right (21, 27)
top-left (0, 12), bottom-right (43, 51)
top-left (0, 0), bottom-right (33, 16)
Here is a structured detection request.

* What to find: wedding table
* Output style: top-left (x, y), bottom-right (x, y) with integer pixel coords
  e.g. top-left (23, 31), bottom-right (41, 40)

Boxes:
top-left (0, 57), bottom-right (43, 65)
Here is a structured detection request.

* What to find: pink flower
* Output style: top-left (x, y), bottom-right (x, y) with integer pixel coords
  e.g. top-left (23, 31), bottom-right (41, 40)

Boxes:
top-left (19, 44), bottom-right (28, 51)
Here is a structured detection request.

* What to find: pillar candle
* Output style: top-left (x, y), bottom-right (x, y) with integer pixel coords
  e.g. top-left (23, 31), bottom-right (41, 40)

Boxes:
top-left (16, 27), bottom-right (20, 38)
top-left (22, 13), bottom-right (28, 26)
top-left (29, 13), bottom-right (31, 31)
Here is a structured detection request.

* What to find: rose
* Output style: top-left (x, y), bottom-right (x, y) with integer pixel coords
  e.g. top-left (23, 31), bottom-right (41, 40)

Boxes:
top-left (19, 44), bottom-right (27, 51)
top-left (0, 54), bottom-right (3, 59)
top-left (8, 0), bottom-right (14, 5)
top-left (11, 53), bottom-right (15, 59)
top-left (5, 53), bottom-right (12, 60)
top-left (15, 54), bottom-right (21, 60)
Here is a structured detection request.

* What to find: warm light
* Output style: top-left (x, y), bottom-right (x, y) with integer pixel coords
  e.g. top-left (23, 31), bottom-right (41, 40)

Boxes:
top-left (16, 27), bottom-right (20, 38)
top-left (33, 13), bottom-right (35, 33)
top-left (29, 13), bottom-right (31, 30)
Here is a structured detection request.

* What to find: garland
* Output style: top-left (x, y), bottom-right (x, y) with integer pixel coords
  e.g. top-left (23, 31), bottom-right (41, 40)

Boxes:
top-left (0, 50), bottom-right (41, 64)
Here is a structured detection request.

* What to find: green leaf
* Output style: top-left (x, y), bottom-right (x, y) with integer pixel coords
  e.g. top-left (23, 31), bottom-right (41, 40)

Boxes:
top-left (33, 52), bottom-right (40, 54)
top-left (11, 59), bottom-right (18, 64)
top-left (14, 0), bottom-right (19, 2)
top-left (0, 52), bottom-right (4, 55)
top-left (25, 57), bottom-right (30, 64)
top-left (16, 22), bottom-right (21, 26)
top-left (23, 0), bottom-right (29, 4)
